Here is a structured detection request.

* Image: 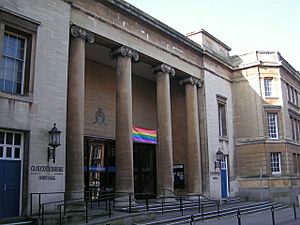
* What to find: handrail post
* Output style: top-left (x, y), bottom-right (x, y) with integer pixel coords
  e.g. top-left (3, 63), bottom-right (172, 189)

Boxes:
top-left (217, 201), bottom-right (220, 217)
top-left (271, 205), bottom-right (275, 225)
top-left (30, 193), bottom-right (33, 216)
top-left (201, 204), bottom-right (204, 220)
top-left (63, 197), bottom-right (66, 216)
top-left (38, 193), bottom-right (41, 219)
top-left (237, 209), bottom-right (241, 225)
top-left (85, 201), bottom-right (88, 223)
top-left (180, 195), bottom-right (183, 216)
top-left (190, 214), bottom-right (195, 225)
top-left (59, 205), bottom-right (62, 225)
top-left (41, 204), bottom-right (44, 225)
top-left (198, 194), bottom-right (201, 213)
top-left (293, 202), bottom-right (297, 220)
top-left (146, 195), bottom-right (149, 211)
top-left (161, 197), bottom-right (164, 214)
top-left (109, 199), bottom-right (112, 218)
top-left (129, 193), bottom-right (132, 214)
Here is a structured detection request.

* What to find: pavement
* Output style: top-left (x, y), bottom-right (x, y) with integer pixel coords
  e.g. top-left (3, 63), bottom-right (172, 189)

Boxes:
top-left (181, 207), bottom-right (300, 225)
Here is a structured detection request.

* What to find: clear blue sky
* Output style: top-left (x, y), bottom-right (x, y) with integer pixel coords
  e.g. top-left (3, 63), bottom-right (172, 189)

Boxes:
top-left (125, 0), bottom-right (300, 71)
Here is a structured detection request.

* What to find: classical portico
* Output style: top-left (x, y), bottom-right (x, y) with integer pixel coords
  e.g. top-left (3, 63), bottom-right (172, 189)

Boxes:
top-left (66, 25), bottom-right (205, 202)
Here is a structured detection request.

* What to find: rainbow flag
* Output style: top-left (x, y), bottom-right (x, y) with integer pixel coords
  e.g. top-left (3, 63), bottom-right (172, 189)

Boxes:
top-left (132, 125), bottom-right (157, 144)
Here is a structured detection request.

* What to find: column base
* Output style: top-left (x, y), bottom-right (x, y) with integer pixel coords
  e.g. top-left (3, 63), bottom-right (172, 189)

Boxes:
top-left (65, 201), bottom-right (86, 212)
top-left (186, 193), bottom-right (202, 201)
top-left (114, 195), bottom-right (137, 207)
top-left (155, 196), bottom-right (177, 203)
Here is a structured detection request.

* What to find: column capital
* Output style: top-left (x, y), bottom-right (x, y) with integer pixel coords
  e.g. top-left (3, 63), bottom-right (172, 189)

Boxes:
top-left (110, 46), bottom-right (139, 62)
top-left (180, 76), bottom-right (203, 88)
top-left (70, 25), bottom-right (95, 43)
top-left (152, 64), bottom-right (175, 76)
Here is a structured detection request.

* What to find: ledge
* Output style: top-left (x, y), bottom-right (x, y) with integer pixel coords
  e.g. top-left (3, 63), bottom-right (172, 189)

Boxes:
top-left (0, 92), bottom-right (33, 104)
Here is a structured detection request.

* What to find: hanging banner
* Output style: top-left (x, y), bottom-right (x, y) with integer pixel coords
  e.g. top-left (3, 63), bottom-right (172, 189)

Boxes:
top-left (132, 125), bottom-right (157, 144)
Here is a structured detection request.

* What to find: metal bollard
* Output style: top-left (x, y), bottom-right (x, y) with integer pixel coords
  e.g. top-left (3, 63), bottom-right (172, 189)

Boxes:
top-left (293, 202), bottom-right (297, 220)
top-left (237, 209), bottom-right (241, 225)
top-left (271, 205), bottom-right (275, 225)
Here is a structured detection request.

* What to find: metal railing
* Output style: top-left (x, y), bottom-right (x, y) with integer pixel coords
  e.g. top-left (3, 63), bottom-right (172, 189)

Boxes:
top-left (30, 190), bottom-right (298, 225)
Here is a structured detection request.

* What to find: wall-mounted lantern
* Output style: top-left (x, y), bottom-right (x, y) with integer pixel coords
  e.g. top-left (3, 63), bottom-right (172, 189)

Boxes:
top-left (215, 148), bottom-right (224, 169)
top-left (48, 123), bottom-right (61, 163)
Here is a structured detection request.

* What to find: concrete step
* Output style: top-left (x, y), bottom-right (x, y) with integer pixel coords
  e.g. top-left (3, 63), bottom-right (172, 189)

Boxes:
top-left (0, 217), bottom-right (36, 225)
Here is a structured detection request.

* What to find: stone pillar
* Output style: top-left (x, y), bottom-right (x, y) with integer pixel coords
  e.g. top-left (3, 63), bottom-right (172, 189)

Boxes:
top-left (180, 77), bottom-right (203, 198)
top-left (110, 46), bottom-right (139, 206)
top-left (153, 64), bottom-right (175, 199)
top-left (66, 25), bottom-right (94, 201)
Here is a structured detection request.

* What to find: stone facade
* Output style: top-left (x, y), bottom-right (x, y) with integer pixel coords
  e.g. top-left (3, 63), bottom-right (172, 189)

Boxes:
top-left (0, 0), bottom-right (299, 219)
top-left (232, 51), bottom-right (300, 203)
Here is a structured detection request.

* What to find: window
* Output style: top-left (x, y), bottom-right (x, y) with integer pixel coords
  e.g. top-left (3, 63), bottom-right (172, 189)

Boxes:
top-left (290, 114), bottom-right (300, 142)
top-left (293, 153), bottom-right (299, 174)
top-left (0, 130), bottom-right (23, 160)
top-left (267, 113), bottom-right (278, 139)
top-left (217, 100), bottom-right (227, 137)
top-left (270, 152), bottom-right (281, 174)
top-left (1, 31), bottom-right (26, 94)
top-left (0, 9), bottom-right (39, 96)
top-left (287, 83), bottom-right (299, 106)
top-left (264, 78), bottom-right (273, 97)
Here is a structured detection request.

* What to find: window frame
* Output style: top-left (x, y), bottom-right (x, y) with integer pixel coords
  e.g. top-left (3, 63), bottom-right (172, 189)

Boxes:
top-left (267, 112), bottom-right (279, 139)
top-left (270, 152), bottom-right (281, 175)
top-left (217, 95), bottom-right (227, 138)
top-left (264, 77), bottom-right (273, 97)
top-left (0, 130), bottom-right (23, 160)
top-left (1, 30), bottom-right (27, 95)
top-left (0, 9), bottom-right (39, 98)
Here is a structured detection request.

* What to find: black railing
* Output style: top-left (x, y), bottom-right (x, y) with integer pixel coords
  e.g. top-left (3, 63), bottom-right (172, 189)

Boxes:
top-left (30, 190), bottom-right (298, 225)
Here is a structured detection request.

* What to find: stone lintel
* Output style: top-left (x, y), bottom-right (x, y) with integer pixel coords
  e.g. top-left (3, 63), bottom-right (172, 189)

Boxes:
top-left (152, 63), bottom-right (175, 76)
top-left (70, 25), bottom-right (95, 43)
top-left (180, 76), bottom-right (203, 88)
top-left (110, 45), bottom-right (139, 62)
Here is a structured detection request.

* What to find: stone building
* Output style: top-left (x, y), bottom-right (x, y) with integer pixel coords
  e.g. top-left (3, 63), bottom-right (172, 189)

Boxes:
top-left (232, 51), bottom-right (300, 203)
top-left (0, 0), bottom-right (298, 219)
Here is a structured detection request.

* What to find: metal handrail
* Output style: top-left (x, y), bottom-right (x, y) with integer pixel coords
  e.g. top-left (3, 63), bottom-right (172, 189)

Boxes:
top-left (32, 189), bottom-right (218, 225)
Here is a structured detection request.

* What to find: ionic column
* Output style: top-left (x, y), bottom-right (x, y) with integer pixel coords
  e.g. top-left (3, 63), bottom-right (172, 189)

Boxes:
top-left (66, 25), bottom-right (94, 200)
top-left (180, 77), bottom-right (203, 197)
top-left (110, 46), bottom-right (139, 206)
top-left (153, 64), bottom-right (175, 198)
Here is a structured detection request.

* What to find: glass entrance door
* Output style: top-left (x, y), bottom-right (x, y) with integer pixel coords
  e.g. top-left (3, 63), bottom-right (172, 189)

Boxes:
top-left (133, 143), bottom-right (156, 199)
top-left (84, 139), bottom-right (115, 199)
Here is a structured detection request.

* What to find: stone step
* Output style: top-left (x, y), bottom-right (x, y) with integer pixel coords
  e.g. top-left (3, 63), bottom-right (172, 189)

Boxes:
top-left (133, 201), bottom-right (287, 225)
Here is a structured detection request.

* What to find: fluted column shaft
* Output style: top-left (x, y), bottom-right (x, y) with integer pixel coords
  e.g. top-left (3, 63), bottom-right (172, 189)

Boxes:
top-left (153, 64), bottom-right (175, 196)
top-left (66, 25), bottom-right (94, 200)
top-left (110, 46), bottom-right (139, 197)
top-left (181, 77), bottom-right (203, 194)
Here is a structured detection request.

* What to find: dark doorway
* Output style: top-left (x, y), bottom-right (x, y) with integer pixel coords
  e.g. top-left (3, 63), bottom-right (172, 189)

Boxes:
top-left (84, 138), bottom-right (115, 199)
top-left (133, 143), bottom-right (156, 199)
